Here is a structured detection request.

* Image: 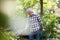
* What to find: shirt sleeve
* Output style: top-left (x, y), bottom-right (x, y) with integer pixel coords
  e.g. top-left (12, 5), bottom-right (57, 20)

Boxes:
top-left (37, 15), bottom-right (43, 26)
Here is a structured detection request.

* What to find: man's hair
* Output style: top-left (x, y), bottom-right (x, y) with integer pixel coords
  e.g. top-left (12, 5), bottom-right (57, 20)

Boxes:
top-left (26, 8), bottom-right (37, 14)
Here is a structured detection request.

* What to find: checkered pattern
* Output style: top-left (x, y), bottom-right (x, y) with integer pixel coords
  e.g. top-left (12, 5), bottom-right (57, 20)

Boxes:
top-left (28, 14), bottom-right (43, 32)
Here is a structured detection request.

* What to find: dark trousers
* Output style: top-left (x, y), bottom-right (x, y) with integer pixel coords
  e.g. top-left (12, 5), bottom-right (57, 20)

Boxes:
top-left (29, 30), bottom-right (40, 40)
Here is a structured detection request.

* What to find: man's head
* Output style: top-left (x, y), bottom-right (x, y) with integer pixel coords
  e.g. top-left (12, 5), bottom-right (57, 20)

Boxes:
top-left (26, 8), bottom-right (35, 16)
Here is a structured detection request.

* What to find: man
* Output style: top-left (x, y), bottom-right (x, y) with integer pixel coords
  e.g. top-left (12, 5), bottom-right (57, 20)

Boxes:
top-left (26, 8), bottom-right (44, 40)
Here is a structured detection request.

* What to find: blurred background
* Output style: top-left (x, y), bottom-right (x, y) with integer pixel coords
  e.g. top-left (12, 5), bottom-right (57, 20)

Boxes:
top-left (0, 0), bottom-right (60, 40)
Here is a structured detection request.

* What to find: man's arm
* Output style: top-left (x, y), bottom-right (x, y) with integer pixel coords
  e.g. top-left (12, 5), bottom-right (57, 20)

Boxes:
top-left (40, 24), bottom-right (45, 31)
top-left (37, 15), bottom-right (44, 31)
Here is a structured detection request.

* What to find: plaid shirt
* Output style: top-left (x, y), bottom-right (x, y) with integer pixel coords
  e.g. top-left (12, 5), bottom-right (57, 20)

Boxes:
top-left (28, 14), bottom-right (43, 32)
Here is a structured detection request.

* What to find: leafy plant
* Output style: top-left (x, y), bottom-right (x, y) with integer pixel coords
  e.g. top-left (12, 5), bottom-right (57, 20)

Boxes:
top-left (0, 12), bottom-right (16, 40)
top-left (41, 14), bottom-right (59, 38)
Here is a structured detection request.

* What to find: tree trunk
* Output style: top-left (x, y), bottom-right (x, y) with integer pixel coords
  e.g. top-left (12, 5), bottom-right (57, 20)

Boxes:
top-left (40, 0), bottom-right (43, 15)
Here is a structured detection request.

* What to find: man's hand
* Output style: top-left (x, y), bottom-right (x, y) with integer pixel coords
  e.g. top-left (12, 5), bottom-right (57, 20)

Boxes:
top-left (42, 28), bottom-right (45, 32)
top-left (41, 24), bottom-right (45, 32)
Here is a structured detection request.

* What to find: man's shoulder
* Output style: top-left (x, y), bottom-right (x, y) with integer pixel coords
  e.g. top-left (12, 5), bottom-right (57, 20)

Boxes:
top-left (34, 14), bottom-right (40, 17)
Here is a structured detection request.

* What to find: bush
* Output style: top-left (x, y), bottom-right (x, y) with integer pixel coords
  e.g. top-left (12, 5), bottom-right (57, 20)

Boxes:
top-left (41, 14), bottom-right (59, 38)
top-left (0, 12), bottom-right (16, 40)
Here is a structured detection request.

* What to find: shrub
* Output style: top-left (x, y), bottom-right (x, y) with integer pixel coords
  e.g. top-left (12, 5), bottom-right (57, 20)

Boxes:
top-left (41, 14), bottom-right (59, 38)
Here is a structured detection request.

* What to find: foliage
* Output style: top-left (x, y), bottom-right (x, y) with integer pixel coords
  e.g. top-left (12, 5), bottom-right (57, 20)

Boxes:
top-left (0, 12), bottom-right (8, 28)
top-left (0, 12), bottom-right (16, 40)
top-left (20, 0), bottom-right (39, 9)
top-left (0, 12), bottom-right (8, 40)
top-left (16, 0), bottom-right (40, 18)
top-left (57, 17), bottom-right (60, 24)
top-left (43, 0), bottom-right (58, 13)
top-left (16, 0), bottom-right (58, 17)
top-left (41, 14), bottom-right (60, 38)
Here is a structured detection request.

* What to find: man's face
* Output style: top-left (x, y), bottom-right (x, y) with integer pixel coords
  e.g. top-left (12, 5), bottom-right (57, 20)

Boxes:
top-left (28, 11), bottom-right (33, 16)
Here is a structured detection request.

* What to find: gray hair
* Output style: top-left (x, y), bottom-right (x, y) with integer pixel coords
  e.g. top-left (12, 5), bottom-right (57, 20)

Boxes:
top-left (26, 8), bottom-right (37, 14)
